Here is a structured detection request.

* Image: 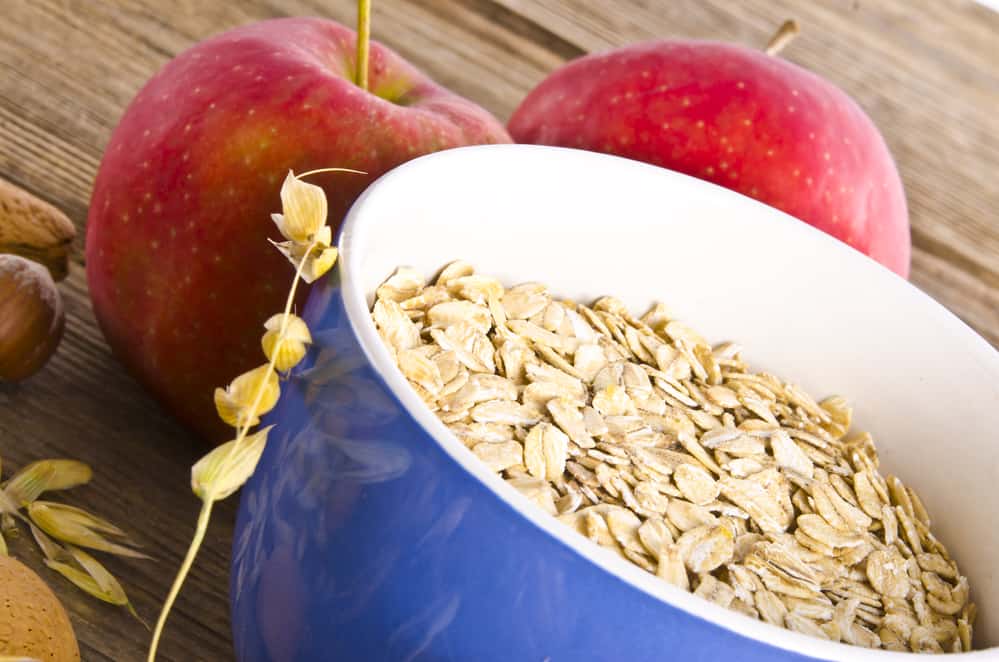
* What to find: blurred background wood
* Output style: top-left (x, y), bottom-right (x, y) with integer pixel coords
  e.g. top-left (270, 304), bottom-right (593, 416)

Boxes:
top-left (0, 1), bottom-right (995, 659)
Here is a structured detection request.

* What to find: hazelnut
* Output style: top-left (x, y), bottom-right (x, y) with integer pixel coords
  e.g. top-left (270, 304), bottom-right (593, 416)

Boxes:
top-left (0, 254), bottom-right (65, 382)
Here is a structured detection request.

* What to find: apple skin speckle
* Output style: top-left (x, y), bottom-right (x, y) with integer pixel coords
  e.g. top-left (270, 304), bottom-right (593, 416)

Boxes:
top-left (510, 40), bottom-right (909, 278)
top-left (86, 17), bottom-right (511, 441)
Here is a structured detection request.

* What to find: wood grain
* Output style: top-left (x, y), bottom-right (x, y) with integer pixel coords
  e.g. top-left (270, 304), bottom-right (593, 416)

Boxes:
top-left (0, 1), bottom-right (995, 660)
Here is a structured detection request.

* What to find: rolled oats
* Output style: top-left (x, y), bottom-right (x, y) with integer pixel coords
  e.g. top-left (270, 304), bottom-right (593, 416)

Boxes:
top-left (374, 263), bottom-right (976, 653)
top-left (673, 463), bottom-right (720, 506)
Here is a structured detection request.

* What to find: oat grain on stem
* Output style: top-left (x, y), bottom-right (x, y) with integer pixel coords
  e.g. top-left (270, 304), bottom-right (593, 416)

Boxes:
top-left (147, 167), bottom-right (361, 661)
top-left (147, 241), bottom-right (318, 662)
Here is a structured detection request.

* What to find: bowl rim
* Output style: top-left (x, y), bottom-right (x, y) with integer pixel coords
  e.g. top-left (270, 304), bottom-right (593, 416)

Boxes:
top-left (335, 143), bottom-right (997, 660)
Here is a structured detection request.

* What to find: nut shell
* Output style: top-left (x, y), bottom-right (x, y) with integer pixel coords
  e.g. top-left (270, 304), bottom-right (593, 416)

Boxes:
top-left (0, 254), bottom-right (65, 382)
top-left (0, 555), bottom-right (80, 661)
top-left (0, 178), bottom-right (76, 282)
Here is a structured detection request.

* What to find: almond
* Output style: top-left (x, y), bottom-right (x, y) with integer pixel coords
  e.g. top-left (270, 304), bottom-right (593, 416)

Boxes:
top-left (0, 178), bottom-right (76, 281)
top-left (0, 555), bottom-right (80, 661)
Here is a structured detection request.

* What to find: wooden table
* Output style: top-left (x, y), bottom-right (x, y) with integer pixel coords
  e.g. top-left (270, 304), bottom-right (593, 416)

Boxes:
top-left (1, 1), bottom-right (996, 660)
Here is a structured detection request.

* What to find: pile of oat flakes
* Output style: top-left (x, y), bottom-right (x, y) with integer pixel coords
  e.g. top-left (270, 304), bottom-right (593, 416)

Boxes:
top-left (371, 262), bottom-right (976, 654)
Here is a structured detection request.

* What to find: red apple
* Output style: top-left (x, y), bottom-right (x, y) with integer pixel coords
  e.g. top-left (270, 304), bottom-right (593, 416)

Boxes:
top-left (509, 36), bottom-right (910, 276)
top-left (87, 17), bottom-right (510, 441)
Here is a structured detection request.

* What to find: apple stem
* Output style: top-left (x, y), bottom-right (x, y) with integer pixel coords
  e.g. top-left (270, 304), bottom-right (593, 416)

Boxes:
top-left (764, 20), bottom-right (800, 56)
top-left (356, 0), bottom-right (371, 91)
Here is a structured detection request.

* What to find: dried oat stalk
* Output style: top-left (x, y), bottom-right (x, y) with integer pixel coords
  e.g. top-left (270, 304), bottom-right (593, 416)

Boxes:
top-left (0, 456), bottom-right (145, 619)
top-left (146, 167), bottom-right (361, 662)
top-left (374, 263), bottom-right (977, 654)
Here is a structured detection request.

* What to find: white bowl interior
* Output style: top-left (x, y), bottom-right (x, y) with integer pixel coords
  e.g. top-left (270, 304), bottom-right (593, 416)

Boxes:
top-left (338, 144), bottom-right (999, 657)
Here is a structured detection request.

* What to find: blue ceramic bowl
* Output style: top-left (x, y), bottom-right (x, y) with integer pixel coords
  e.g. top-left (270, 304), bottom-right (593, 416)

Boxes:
top-left (231, 145), bottom-right (999, 661)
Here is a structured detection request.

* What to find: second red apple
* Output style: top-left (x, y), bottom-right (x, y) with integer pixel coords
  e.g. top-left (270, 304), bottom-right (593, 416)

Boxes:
top-left (509, 38), bottom-right (910, 277)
